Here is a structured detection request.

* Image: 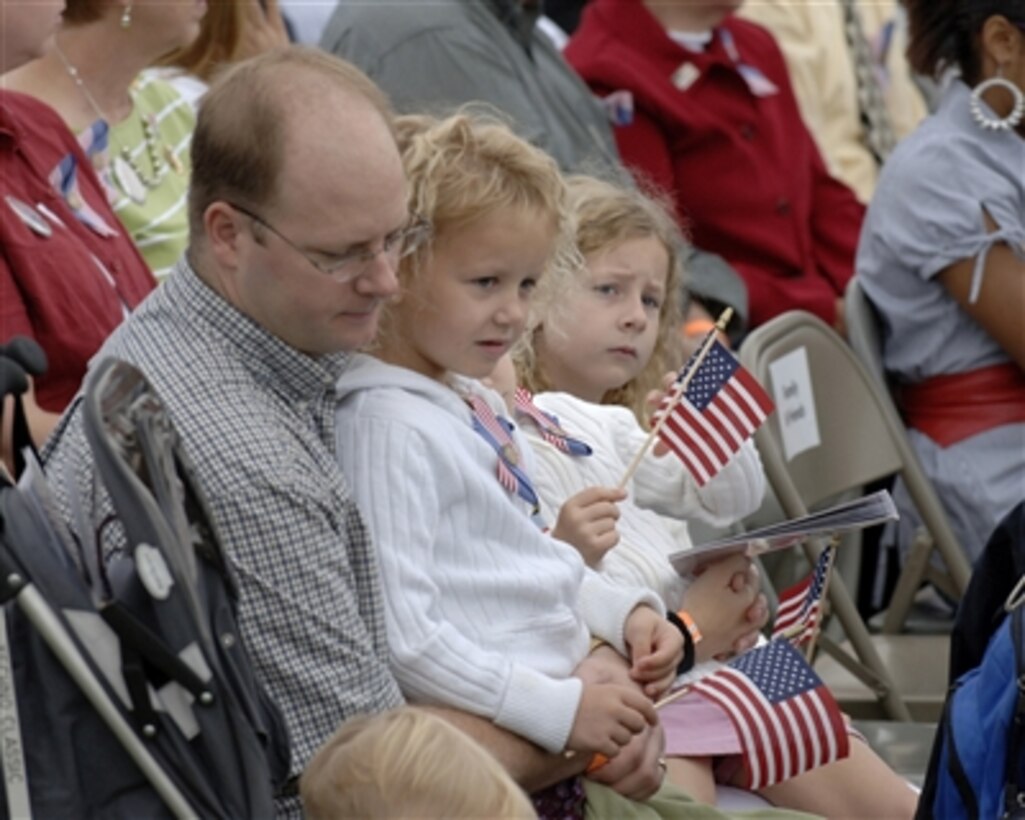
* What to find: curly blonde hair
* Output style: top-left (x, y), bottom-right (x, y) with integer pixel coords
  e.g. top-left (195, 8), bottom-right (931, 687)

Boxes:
top-left (516, 175), bottom-right (686, 425)
top-left (376, 111), bottom-right (580, 346)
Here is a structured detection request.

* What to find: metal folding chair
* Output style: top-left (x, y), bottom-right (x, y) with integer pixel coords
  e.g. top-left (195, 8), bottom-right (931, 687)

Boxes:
top-left (739, 311), bottom-right (971, 720)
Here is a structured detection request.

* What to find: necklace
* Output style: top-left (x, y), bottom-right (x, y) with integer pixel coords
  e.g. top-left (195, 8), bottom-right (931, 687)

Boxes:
top-left (52, 42), bottom-right (176, 205)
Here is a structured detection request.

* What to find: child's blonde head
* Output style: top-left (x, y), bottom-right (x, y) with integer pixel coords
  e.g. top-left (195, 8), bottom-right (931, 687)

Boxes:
top-left (518, 175), bottom-right (685, 423)
top-left (389, 111), bottom-right (579, 308)
top-left (300, 707), bottom-right (536, 820)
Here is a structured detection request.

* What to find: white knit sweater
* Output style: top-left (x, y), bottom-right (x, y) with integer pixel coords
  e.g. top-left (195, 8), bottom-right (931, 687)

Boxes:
top-left (524, 391), bottom-right (767, 612)
top-left (334, 356), bottom-right (662, 753)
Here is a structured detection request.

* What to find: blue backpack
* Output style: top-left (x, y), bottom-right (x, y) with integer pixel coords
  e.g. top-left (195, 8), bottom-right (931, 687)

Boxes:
top-left (916, 502), bottom-right (1025, 820)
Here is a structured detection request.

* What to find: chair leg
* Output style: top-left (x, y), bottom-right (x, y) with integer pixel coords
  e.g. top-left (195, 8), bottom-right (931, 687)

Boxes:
top-left (881, 528), bottom-right (933, 634)
top-left (807, 539), bottom-right (913, 721)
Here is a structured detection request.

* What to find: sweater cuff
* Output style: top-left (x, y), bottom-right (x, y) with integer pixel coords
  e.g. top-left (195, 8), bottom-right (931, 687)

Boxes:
top-left (494, 664), bottom-right (583, 754)
top-left (578, 571), bottom-right (664, 656)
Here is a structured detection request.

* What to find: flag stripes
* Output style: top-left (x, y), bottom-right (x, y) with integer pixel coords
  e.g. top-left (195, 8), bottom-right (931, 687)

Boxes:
top-left (690, 640), bottom-right (849, 789)
top-left (655, 340), bottom-right (774, 486)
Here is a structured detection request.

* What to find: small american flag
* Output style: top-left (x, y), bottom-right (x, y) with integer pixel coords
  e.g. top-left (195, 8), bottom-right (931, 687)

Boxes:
top-left (655, 340), bottom-right (773, 486)
top-left (691, 640), bottom-right (849, 790)
top-left (772, 545), bottom-right (834, 647)
top-left (513, 388), bottom-right (592, 456)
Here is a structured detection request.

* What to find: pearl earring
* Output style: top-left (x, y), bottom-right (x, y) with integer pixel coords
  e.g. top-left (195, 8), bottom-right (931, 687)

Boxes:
top-left (969, 67), bottom-right (1025, 132)
top-left (120, 3), bottom-right (133, 29)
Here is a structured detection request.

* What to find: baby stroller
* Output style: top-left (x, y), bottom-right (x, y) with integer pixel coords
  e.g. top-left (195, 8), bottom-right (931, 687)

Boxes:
top-left (0, 343), bottom-right (290, 818)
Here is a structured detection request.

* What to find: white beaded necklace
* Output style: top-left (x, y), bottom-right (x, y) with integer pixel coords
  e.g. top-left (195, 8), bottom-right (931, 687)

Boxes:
top-left (53, 41), bottom-right (176, 204)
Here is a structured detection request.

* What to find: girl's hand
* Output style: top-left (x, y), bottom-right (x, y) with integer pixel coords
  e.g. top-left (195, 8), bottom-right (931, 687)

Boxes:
top-left (552, 486), bottom-right (626, 567)
top-left (685, 555), bottom-right (768, 662)
top-left (623, 605), bottom-right (684, 699)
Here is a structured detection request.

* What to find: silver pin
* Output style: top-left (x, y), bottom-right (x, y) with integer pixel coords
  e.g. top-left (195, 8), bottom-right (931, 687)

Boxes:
top-left (672, 62), bottom-right (701, 92)
top-left (35, 202), bottom-right (66, 229)
top-left (5, 195), bottom-right (52, 237)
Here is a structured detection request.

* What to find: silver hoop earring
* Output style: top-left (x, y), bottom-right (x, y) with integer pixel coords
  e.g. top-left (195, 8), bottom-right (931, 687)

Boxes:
top-left (120, 3), bottom-right (133, 29)
top-left (970, 72), bottom-right (1025, 131)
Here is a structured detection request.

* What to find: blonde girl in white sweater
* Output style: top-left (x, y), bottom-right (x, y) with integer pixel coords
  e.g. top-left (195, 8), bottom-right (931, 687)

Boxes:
top-left (512, 175), bottom-right (917, 819)
top-left (333, 115), bottom-right (711, 816)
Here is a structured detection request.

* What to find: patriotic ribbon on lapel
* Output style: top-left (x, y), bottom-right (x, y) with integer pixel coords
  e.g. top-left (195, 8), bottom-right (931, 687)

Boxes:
top-left (720, 28), bottom-right (780, 98)
top-left (513, 388), bottom-right (593, 456)
top-left (465, 394), bottom-right (540, 511)
top-left (48, 119), bottom-right (119, 238)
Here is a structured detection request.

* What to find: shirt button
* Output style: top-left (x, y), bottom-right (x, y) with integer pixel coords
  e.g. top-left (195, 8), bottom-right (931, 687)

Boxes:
top-left (775, 197), bottom-right (791, 215)
top-left (739, 123), bottom-right (756, 140)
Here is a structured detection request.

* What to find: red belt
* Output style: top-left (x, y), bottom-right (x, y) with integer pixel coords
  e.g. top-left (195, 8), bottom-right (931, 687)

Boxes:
top-left (898, 363), bottom-right (1025, 447)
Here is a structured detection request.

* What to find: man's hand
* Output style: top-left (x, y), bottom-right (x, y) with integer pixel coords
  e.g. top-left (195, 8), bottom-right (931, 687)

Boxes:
top-left (624, 606), bottom-right (684, 699)
top-left (551, 486), bottom-right (625, 567)
top-left (586, 718), bottom-right (667, 801)
top-left (577, 647), bottom-right (668, 801)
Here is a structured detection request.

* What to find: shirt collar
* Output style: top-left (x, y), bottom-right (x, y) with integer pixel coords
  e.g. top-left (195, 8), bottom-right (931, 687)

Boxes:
top-left (165, 256), bottom-right (350, 403)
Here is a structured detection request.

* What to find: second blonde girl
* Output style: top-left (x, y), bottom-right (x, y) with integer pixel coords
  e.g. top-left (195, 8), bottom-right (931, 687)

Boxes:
top-left (514, 175), bottom-right (918, 818)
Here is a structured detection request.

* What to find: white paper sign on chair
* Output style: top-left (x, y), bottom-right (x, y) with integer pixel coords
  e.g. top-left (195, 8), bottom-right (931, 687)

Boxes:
top-left (769, 347), bottom-right (821, 461)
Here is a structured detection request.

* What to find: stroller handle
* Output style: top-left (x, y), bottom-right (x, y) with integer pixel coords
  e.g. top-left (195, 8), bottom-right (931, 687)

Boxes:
top-left (0, 337), bottom-right (48, 378)
top-left (0, 357), bottom-right (29, 400)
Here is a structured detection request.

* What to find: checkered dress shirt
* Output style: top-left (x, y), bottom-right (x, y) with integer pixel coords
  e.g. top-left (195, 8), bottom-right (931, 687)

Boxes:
top-left (43, 257), bottom-right (403, 817)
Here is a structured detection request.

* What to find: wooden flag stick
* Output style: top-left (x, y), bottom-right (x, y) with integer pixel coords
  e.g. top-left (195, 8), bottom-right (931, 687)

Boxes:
top-left (654, 684), bottom-right (693, 711)
top-left (616, 307), bottom-right (733, 490)
top-left (803, 536), bottom-right (839, 663)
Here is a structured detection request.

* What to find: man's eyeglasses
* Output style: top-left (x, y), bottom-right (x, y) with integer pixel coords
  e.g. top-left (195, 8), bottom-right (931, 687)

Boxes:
top-left (228, 202), bottom-right (432, 283)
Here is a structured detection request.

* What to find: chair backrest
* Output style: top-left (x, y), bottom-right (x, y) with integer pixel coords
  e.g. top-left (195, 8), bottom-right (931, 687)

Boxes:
top-left (740, 311), bottom-right (906, 510)
top-left (844, 277), bottom-right (888, 391)
top-left (739, 310), bottom-right (971, 592)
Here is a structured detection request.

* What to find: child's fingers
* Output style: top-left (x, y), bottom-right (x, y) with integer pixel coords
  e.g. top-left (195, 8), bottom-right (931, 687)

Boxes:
top-left (728, 569), bottom-right (748, 593)
top-left (632, 644), bottom-right (679, 677)
top-left (643, 672), bottom-right (676, 699)
top-left (591, 527), bottom-right (619, 556)
top-left (622, 689), bottom-right (659, 726)
top-left (583, 486), bottom-right (628, 505)
top-left (744, 593), bottom-right (769, 628)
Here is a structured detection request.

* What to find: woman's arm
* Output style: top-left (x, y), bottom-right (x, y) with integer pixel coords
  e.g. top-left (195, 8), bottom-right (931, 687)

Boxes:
top-left (937, 221), bottom-right (1025, 370)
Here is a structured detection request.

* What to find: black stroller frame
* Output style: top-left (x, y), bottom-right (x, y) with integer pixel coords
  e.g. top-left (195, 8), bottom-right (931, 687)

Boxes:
top-left (0, 344), bottom-right (289, 818)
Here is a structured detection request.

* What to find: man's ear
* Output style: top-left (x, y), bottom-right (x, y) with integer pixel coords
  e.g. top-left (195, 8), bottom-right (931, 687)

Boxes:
top-left (204, 201), bottom-right (243, 271)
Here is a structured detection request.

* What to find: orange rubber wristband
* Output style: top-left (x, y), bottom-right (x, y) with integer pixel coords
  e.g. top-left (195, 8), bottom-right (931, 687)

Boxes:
top-left (677, 610), bottom-right (703, 644)
top-left (586, 753), bottom-right (610, 773)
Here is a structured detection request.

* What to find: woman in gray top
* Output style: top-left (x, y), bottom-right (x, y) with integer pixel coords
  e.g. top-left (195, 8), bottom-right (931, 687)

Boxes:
top-left (856, 0), bottom-right (1025, 563)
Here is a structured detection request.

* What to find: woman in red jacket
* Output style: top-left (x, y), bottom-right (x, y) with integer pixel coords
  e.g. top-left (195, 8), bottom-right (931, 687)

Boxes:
top-left (1, 0), bottom-right (156, 469)
top-left (565, 0), bottom-right (865, 332)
